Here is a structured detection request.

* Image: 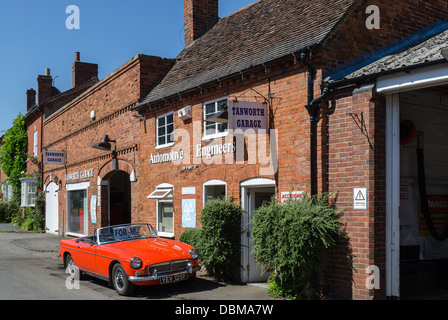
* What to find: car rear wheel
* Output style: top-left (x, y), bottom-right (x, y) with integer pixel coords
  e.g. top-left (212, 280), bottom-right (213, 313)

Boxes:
top-left (65, 254), bottom-right (77, 278)
top-left (112, 263), bottom-right (134, 296)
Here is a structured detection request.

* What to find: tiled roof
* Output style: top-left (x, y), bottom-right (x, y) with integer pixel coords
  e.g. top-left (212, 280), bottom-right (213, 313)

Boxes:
top-left (138, 0), bottom-right (357, 107)
top-left (330, 25), bottom-right (448, 81)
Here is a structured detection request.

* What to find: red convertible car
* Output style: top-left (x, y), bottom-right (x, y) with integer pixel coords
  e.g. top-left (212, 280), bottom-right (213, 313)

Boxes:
top-left (58, 223), bottom-right (198, 295)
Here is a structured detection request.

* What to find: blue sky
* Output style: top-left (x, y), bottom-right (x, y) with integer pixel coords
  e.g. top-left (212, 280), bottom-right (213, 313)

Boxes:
top-left (0, 0), bottom-right (257, 133)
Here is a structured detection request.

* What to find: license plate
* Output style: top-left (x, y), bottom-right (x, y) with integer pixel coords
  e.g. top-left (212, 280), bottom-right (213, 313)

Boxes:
top-left (160, 273), bottom-right (188, 284)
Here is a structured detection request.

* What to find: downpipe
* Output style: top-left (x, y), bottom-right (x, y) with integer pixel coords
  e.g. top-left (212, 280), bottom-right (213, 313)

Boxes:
top-left (300, 52), bottom-right (329, 197)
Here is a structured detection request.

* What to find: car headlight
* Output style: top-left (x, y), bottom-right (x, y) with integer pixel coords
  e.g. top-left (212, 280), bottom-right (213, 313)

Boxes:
top-left (130, 257), bottom-right (142, 269)
top-left (189, 248), bottom-right (198, 260)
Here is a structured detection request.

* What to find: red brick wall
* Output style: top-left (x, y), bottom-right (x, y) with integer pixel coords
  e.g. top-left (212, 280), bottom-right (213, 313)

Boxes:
top-left (325, 84), bottom-right (386, 300)
top-left (42, 54), bottom-right (173, 236)
top-left (136, 56), bottom-right (320, 235)
top-left (25, 111), bottom-right (42, 175)
top-left (323, 0), bottom-right (448, 76)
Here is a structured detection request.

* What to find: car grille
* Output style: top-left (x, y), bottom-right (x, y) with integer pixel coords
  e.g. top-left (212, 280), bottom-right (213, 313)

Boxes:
top-left (148, 259), bottom-right (190, 275)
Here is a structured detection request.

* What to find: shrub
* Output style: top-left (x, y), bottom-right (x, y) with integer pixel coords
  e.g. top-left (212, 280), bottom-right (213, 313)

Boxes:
top-left (0, 201), bottom-right (20, 224)
top-left (21, 207), bottom-right (44, 231)
top-left (179, 227), bottom-right (202, 249)
top-left (199, 198), bottom-right (242, 283)
top-left (252, 193), bottom-right (342, 300)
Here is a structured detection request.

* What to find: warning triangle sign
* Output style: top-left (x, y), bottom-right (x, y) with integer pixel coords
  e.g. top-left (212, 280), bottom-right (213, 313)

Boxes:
top-left (355, 190), bottom-right (365, 201)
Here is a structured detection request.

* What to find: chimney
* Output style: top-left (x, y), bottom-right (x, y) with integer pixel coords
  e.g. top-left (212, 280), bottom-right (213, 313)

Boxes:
top-left (72, 52), bottom-right (98, 88)
top-left (26, 89), bottom-right (36, 111)
top-left (37, 68), bottom-right (53, 105)
top-left (184, 0), bottom-right (218, 47)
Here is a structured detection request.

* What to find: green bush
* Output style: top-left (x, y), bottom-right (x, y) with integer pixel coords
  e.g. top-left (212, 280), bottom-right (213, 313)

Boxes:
top-left (21, 207), bottom-right (44, 231)
top-left (199, 198), bottom-right (242, 283)
top-left (179, 227), bottom-right (202, 249)
top-left (252, 194), bottom-right (342, 300)
top-left (0, 201), bottom-right (20, 224)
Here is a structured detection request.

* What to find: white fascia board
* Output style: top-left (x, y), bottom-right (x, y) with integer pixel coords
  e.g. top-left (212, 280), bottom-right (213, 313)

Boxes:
top-left (377, 64), bottom-right (448, 94)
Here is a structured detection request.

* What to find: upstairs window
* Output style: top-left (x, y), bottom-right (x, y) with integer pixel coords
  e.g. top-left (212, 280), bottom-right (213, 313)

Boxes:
top-left (203, 98), bottom-right (228, 139)
top-left (156, 112), bottom-right (174, 148)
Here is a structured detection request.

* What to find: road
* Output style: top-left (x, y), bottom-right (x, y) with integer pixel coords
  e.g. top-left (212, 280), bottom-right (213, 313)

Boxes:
top-left (0, 231), bottom-right (275, 301)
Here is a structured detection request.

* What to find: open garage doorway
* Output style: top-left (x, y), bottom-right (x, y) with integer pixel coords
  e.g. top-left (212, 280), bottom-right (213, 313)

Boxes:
top-left (399, 88), bottom-right (448, 299)
top-left (109, 171), bottom-right (131, 226)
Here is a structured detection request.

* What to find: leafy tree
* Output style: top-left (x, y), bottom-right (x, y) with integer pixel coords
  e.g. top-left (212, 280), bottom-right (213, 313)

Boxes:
top-left (0, 114), bottom-right (28, 205)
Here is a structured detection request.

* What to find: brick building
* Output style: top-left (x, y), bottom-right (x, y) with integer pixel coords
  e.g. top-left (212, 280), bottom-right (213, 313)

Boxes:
top-left (21, 0), bottom-right (448, 299)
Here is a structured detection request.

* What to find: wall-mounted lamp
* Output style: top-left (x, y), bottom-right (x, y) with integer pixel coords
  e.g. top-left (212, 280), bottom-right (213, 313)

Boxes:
top-left (92, 135), bottom-right (118, 170)
top-left (92, 135), bottom-right (116, 152)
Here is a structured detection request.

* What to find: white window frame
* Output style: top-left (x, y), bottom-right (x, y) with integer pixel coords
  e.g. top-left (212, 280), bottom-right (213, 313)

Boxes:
top-left (20, 178), bottom-right (37, 207)
top-left (147, 188), bottom-right (173, 199)
top-left (66, 181), bottom-right (90, 237)
top-left (33, 129), bottom-right (38, 156)
top-left (1, 183), bottom-right (13, 202)
top-left (203, 179), bottom-right (227, 207)
top-left (149, 183), bottom-right (174, 238)
top-left (156, 111), bottom-right (174, 149)
top-left (203, 97), bottom-right (228, 140)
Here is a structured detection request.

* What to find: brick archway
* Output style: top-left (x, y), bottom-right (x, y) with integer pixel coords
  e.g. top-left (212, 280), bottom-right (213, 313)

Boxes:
top-left (97, 157), bottom-right (136, 183)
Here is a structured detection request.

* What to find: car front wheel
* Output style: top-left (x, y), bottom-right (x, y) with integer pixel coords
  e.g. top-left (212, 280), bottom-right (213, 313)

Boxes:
top-left (112, 263), bottom-right (134, 296)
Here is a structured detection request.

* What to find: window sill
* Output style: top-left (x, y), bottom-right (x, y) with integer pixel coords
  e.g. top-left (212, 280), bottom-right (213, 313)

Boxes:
top-left (158, 231), bottom-right (174, 238)
top-left (155, 142), bottom-right (174, 150)
top-left (202, 131), bottom-right (228, 141)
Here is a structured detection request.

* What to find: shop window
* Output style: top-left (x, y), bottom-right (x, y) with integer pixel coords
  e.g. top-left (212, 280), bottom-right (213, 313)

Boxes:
top-left (148, 183), bottom-right (174, 237)
top-left (67, 182), bottom-right (89, 236)
top-left (156, 111), bottom-right (174, 148)
top-left (203, 98), bottom-right (228, 139)
top-left (203, 180), bottom-right (227, 206)
top-left (20, 178), bottom-right (37, 207)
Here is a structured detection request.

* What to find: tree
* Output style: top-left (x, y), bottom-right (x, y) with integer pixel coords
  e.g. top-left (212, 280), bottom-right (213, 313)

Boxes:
top-left (0, 114), bottom-right (28, 204)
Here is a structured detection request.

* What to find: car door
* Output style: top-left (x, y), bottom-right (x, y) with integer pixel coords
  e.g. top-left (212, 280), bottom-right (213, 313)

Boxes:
top-left (73, 238), bottom-right (97, 274)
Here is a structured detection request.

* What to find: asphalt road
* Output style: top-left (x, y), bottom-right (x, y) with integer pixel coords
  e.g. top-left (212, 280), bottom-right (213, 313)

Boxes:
top-left (0, 230), bottom-right (276, 301)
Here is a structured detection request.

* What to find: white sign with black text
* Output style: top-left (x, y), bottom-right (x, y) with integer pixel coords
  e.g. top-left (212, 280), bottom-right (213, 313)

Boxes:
top-left (353, 188), bottom-right (367, 210)
top-left (229, 101), bottom-right (268, 133)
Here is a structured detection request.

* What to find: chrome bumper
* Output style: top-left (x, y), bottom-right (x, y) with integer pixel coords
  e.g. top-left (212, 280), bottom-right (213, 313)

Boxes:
top-left (128, 264), bottom-right (194, 282)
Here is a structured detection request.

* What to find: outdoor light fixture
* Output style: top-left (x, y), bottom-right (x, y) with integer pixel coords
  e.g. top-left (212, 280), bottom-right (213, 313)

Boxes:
top-left (92, 135), bottom-right (118, 170)
top-left (441, 48), bottom-right (448, 61)
top-left (92, 135), bottom-right (116, 152)
top-left (206, 106), bottom-right (229, 123)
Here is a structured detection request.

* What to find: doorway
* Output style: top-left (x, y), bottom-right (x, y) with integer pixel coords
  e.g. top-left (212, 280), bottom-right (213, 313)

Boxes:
top-left (240, 178), bottom-right (276, 283)
top-left (386, 87), bottom-right (448, 299)
top-left (398, 88), bottom-right (448, 299)
top-left (109, 171), bottom-right (131, 226)
top-left (45, 182), bottom-right (59, 234)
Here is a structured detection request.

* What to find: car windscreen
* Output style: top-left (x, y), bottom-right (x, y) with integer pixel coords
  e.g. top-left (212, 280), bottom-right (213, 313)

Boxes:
top-left (97, 224), bottom-right (157, 244)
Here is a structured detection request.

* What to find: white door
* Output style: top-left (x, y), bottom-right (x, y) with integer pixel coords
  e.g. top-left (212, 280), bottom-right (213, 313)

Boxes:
top-left (240, 178), bottom-right (275, 283)
top-left (45, 182), bottom-right (59, 234)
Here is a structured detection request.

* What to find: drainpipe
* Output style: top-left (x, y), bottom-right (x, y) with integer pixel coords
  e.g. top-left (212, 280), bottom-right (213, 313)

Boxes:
top-left (300, 52), bottom-right (329, 196)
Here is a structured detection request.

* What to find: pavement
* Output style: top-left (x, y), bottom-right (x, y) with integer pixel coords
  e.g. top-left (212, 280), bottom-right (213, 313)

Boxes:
top-left (0, 223), bottom-right (279, 301)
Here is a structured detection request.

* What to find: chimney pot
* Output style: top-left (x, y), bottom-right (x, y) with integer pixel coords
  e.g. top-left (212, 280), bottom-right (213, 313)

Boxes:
top-left (75, 52), bottom-right (80, 61)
